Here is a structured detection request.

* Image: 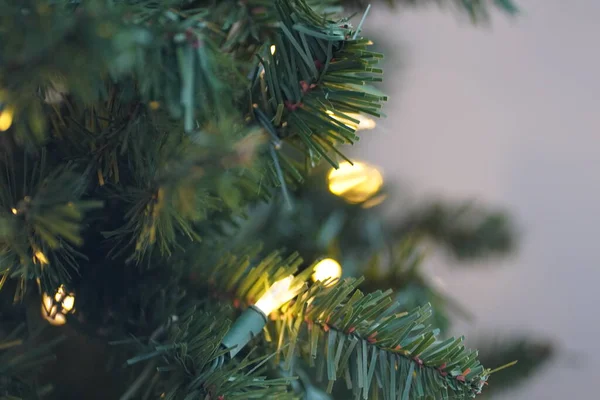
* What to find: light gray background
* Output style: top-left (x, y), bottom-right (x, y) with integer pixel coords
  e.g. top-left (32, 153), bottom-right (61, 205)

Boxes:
top-left (358, 1), bottom-right (600, 398)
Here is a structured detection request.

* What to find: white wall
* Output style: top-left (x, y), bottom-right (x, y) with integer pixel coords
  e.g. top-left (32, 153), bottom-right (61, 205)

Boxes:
top-left (360, 1), bottom-right (600, 398)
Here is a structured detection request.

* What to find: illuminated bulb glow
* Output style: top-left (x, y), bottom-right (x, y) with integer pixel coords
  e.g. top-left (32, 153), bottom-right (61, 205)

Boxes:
top-left (254, 276), bottom-right (295, 315)
top-left (312, 258), bottom-right (342, 286)
top-left (361, 193), bottom-right (387, 209)
top-left (34, 251), bottom-right (49, 265)
top-left (55, 285), bottom-right (75, 311)
top-left (327, 161), bottom-right (383, 204)
top-left (270, 45), bottom-right (276, 55)
top-left (11, 208), bottom-right (17, 215)
top-left (325, 110), bottom-right (376, 131)
top-left (0, 107), bottom-right (14, 131)
top-left (351, 114), bottom-right (377, 130)
top-left (41, 285), bottom-right (75, 326)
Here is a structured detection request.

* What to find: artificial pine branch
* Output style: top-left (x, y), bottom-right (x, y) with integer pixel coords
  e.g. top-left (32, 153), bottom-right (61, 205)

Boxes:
top-left (0, 324), bottom-right (65, 399)
top-left (278, 280), bottom-right (488, 399)
top-left (100, 127), bottom-right (266, 263)
top-left (0, 149), bottom-right (102, 293)
top-left (252, 0), bottom-right (385, 177)
top-left (392, 202), bottom-right (515, 261)
top-left (197, 250), bottom-right (492, 399)
top-left (0, 0), bottom-right (387, 272)
top-left (115, 308), bottom-right (295, 400)
top-left (0, 0), bottom-right (523, 398)
top-left (362, 237), bottom-right (473, 333)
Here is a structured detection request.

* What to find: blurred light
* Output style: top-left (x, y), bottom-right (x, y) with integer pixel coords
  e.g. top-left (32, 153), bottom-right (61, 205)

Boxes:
top-left (11, 208), bottom-right (17, 215)
top-left (270, 45), bottom-right (276, 55)
top-left (325, 110), bottom-right (376, 131)
top-left (34, 251), bottom-right (49, 265)
top-left (327, 161), bottom-right (383, 204)
top-left (312, 258), bottom-right (342, 286)
top-left (254, 276), bottom-right (296, 315)
top-left (0, 107), bottom-right (14, 131)
top-left (149, 101), bottom-right (160, 110)
top-left (43, 81), bottom-right (67, 105)
top-left (55, 286), bottom-right (75, 312)
top-left (42, 285), bottom-right (75, 326)
top-left (361, 193), bottom-right (387, 209)
top-left (350, 113), bottom-right (377, 130)
top-left (431, 275), bottom-right (447, 290)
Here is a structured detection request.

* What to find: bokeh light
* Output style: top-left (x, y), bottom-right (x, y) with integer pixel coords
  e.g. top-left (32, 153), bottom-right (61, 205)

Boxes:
top-left (327, 161), bottom-right (383, 204)
top-left (312, 258), bottom-right (342, 286)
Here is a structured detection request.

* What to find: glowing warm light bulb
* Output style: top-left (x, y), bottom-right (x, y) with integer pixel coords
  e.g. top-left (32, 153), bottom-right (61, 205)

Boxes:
top-left (11, 208), bottom-right (17, 215)
top-left (41, 285), bottom-right (75, 326)
top-left (43, 80), bottom-right (68, 104)
top-left (346, 113), bottom-right (376, 130)
top-left (361, 193), bottom-right (387, 209)
top-left (222, 276), bottom-right (300, 358)
top-left (327, 161), bottom-right (383, 204)
top-left (270, 45), bottom-right (276, 55)
top-left (0, 107), bottom-right (14, 132)
top-left (325, 110), bottom-right (376, 131)
top-left (33, 250), bottom-right (49, 265)
top-left (254, 275), bottom-right (296, 315)
top-left (312, 258), bottom-right (342, 286)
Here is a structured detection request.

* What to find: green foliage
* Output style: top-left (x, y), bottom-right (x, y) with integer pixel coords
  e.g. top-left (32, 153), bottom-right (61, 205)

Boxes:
top-left (0, 324), bottom-right (64, 400)
top-left (116, 308), bottom-right (294, 400)
top-left (235, 167), bottom-right (514, 335)
top-left (252, 1), bottom-right (386, 175)
top-left (0, 0), bottom-right (526, 399)
top-left (197, 249), bottom-right (307, 307)
top-left (475, 336), bottom-right (554, 398)
top-left (198, 250), bottom-right (492, 399)
top-left (238, 166), bottom-right (515, 275)
top-left (395, 201), bottom-right (515, 261)
top-left (0, 0), bottom-right (386, 276)
top-left (362, 237), bottom-right (471, 333)
top-left (284, 281), bottom-right (489, 399)
top-left (0, 149), bottom-right (102, 292)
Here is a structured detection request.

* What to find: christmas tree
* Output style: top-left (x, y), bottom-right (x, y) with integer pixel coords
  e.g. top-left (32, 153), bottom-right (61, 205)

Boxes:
top-left (0, 1), bottom-right (550, 399)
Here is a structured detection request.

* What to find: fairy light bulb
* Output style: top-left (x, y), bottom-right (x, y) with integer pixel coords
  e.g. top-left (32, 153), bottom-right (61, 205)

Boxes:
top-left (33, 250), bottom-right (49, 265)
top-left (327, 161), bottom-right (383, 204)
top-left (312, 258), bottom-right (342, 286)
top-left (270, 45), bottom-right (276, 55)
top-left (222, 275), bottom-right (301, 358)
top-left (43, 80), bottom-right (68, 105)
top-left (254, 275), bottom-right (295, 315)
top-left (41, 285), bottom-right (75, 326)
top-left (0, 107), bottom-right (14, 131)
